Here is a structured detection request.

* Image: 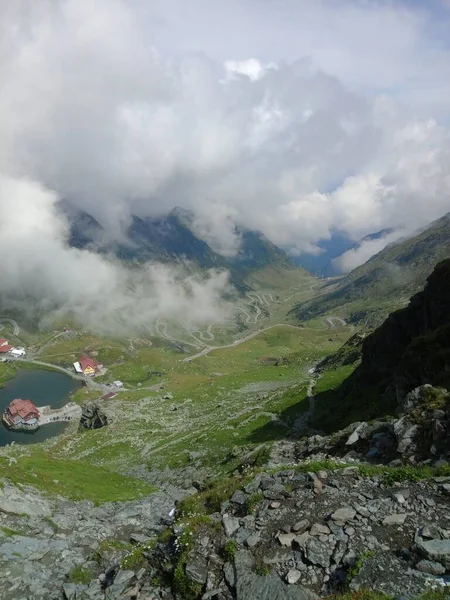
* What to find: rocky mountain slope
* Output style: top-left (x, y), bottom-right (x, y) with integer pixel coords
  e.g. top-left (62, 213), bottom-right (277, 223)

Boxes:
top-left (63, 204), bottom-right (298, 292)
top-left (291, 213), bottom-right (450, 326)
top-left (2, 261), bottom-right (450, 599)
top-left (311, 259), bottom-right (450, 433)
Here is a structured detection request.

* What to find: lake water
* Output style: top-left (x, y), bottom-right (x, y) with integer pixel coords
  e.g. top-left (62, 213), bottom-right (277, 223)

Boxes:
top-left (0, 369), bottom-right (81, 446)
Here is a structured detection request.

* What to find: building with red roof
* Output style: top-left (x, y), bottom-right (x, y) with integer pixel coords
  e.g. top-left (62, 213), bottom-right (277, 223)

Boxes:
top-left (73, 355), bottom-right (99, 377)
top-left (3, 399), bottom-right (40, 430)
top-left (0, 338), bottom-right (8, 346)
top-left (0, 344), bottom-right (13, 353)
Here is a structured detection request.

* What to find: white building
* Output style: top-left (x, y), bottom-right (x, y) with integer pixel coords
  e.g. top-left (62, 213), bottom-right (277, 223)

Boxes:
top-left (11, 347), bottom-right (26, 357)
top-left (113, 380), bottom-right (124, 388)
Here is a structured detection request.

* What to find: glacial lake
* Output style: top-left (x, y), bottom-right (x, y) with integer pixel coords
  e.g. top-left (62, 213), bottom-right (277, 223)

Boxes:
top-left (0, 369), bottom-right (81, 446)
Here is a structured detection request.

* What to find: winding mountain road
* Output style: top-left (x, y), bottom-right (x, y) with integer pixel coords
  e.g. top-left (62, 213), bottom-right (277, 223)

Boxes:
top-left (0, 319), bottom-right (20, 336)
top-left (183, 323), bottom-right (326, 362)
top-left (325, 316), bottom-right (346, 328)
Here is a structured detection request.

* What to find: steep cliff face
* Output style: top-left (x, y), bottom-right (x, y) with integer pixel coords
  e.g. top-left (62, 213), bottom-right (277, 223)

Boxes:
top-left (313, 259), bottom-right (450, 432)
top-left (360, 258), bottom-right (450, 400)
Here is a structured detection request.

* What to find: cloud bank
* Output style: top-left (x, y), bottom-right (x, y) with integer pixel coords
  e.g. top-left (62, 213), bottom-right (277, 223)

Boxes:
top-left (0, 175), bottom-right (230, 334)
top-left (1, 0), bottom-right (450, 319)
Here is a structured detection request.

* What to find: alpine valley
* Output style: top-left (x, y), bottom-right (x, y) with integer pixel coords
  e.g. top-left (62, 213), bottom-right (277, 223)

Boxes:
top-left (1, 210), bottom-right (450, 600)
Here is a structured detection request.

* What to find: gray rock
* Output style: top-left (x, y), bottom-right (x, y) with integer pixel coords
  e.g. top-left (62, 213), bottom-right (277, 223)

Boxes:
top-left (305, 537), bottom-right (334, 568)
top-left (341, 467), bottom-right (359, 476)
top-left (331, 508), bottom-right (356, 524)
top-left (223, 515), bottom-right (240, 536)
top-left (394, 417), bottom-right (418, 454)
top-left (416, 560), bottom-right (446, 575)
top-left (113, 570), bottom-right (135, 585)
top-left (63, 584), bottom-right (87, 600)
top-left (129, 533), bottom-right (151, 545)
top-left (292, 520), bottom-right (310, 534)
top-left (245, 533), bottom-right (260, 548)
top-left (244, 476), bottom-right (262, 494)
top-left (230, 491), bottom-right (247, 505)
top-left (392, 493), bottom-right (406, 504)
top-left (416, 538), bottom-right (450, 568)
top-left (310, 523), bottom-right (330, 536)
top-left (224, 562), bottom-right (236, 588)
top-left (234, 550), bottom-right (318, 600)
top-left (383, 514), bottom-right (407, 526)
top-left (421, 525), bottom-right (440, 540)
top-left (277, 533), bottom-right (296, 547)
top-left (286, 569), bottom-right (302, 584)
top-left (79, 402), bottom-right (108, 431)
top-left (354, 505), bottom-right (371, 518)
top-left (346, 423), bottom-right (367, 446)
top-left (236, 528), bottom-right (253, 546)
top-left (186, 554), bottom-right (208, 585)
top-left (0, 484), bottom-right (51, 517)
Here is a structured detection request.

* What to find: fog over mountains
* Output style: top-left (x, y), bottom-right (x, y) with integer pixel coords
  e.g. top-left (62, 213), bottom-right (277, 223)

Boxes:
top-left (1, 0), bottom-right (450, 324)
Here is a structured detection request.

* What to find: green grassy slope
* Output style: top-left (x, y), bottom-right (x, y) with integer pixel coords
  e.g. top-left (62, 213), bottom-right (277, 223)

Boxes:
top-left (290, 212), bottom-right (450, 327)
top-left (0, 321), bottom-right (350, 495)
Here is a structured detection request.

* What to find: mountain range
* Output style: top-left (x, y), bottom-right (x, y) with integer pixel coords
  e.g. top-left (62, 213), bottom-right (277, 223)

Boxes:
top-left (291, 212), bottom-right (450, 326)
top-left (62, 204), bottom-right (296, 291)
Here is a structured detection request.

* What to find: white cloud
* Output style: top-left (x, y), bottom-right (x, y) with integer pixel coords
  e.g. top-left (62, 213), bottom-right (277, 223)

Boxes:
top-left (332, 231), bottom-right (405, 274)
top-left (1, 0), bottom-right (450, 316)
top-left (0, 174), bottom-right (230, 333)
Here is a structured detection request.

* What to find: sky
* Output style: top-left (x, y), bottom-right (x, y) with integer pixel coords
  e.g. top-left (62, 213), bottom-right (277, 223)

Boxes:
top-left (1, 0), bottom-right (450, 328)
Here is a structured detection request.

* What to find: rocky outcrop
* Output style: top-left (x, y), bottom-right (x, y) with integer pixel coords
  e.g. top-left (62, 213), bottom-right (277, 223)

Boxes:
top-left (358, 258), bottom-right (450, 401)
top-left (0, 481), bottom-right (185, 600)
top-left (317, 260), bottom-right (450, 431)
top-left (158, 465), bottom-right (450, 600)
top-left (79, 402), bottom-right (108, 431)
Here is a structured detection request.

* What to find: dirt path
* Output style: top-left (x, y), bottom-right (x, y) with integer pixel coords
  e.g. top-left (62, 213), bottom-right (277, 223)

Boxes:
top-left (292, 374), bottom-right (318, 434)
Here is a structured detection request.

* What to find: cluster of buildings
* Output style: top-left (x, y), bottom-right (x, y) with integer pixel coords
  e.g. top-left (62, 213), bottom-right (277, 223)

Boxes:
top-left (0, 339), bottom-right (26, 358)
top-left (3, 399), bottom-right (40, 430)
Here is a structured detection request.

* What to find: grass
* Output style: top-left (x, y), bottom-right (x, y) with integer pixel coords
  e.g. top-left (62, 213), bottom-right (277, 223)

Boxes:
top-left (1, 296), bottom-right (352, 492)
top-left (68, 565), bottom-right (94, 584)
top-left (0, 362), bottom-right (17, 387)
top-left (0, 526), bottom-right (20, 537)
top-left (0, 452), bottom-right (156, 504)
top-left (346, 551), bottom-right (375, 586)
top-left (223, 539), bottom-right (238, 562)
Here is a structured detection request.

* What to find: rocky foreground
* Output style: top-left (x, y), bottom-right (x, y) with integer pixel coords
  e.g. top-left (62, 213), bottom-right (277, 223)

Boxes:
top-left (2, 378), bottom-right (450, 600)
top-left (1, 456), bottom-right (450, 599)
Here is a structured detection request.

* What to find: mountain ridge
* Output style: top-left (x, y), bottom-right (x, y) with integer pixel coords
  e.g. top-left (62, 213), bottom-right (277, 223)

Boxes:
top-left (290, 212), bottom-right (450, 326)
top-left (62, 203), bottom-right (302, 292)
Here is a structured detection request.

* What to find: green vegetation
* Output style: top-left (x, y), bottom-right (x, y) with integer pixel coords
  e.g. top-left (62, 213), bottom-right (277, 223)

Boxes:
top-left (0, 273), bottom-right (352, 500)
top-left (68, 565), bottom-right (94, 584)
top-left (244, 492), bottom-right (264, 514)
top-left (42, 516), bottom-right (59, 531)
top-left (346, 551), bottom-right (375, 586)
top-left (173, 560), bottom-right (203, 600)
top-left (0, 453), bottom-right (156, 504)
top-left (291, 212), bottom-right (450, 327)
top-left (253, 552), bottom-right (271, 575)
top-left (0, 526), bottom-right (20, 537)
top-left (223, 539), bottom-right (238, 562)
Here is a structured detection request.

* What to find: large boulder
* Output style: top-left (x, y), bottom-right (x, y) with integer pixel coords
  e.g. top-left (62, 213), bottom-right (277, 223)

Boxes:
top-left (79, 402), bottom-right (108, 431)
